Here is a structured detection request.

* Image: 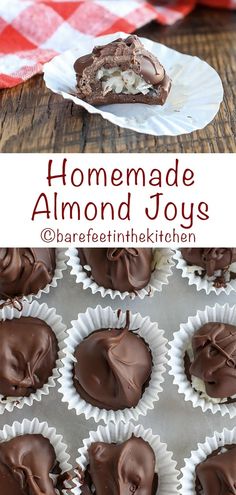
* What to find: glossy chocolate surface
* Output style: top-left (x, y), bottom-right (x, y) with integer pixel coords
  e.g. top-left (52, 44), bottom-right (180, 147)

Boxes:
top-left (181, 248), bottom-right (236, 277)
top-left (73, 314), bottom-right (152, 410)
top-left (196, 444), bottom-right (236, 495)
top-left (0, 434), bottom-right (61, 494)
top-left (80, 436), bottom-right (157, 495)
top-left (74, 35), bottom-right (171, 105)
top-left (0, 248), bottom-right (56, 301)
top-left (190, 322), bottom-right (236, 399)
top-left (78, 247), bottom-right (153, 292)
top-left (0, 317), bottom-right (58, 397)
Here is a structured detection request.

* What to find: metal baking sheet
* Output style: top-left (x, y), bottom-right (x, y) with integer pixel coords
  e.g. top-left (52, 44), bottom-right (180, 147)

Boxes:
top-left (1, 262), bottom-right (236, 476)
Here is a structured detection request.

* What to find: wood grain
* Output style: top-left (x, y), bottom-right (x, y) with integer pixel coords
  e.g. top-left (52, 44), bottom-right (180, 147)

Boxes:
top-left (0, 6), bottom-right (235, 153)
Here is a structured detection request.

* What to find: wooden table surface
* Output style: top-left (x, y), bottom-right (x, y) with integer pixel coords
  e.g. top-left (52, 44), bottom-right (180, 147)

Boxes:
top-left (0, 5), bottom-right (236, 153)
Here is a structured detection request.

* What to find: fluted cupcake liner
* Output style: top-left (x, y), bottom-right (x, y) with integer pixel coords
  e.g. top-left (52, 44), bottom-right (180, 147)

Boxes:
top-left (169, 303), bottom-right (236, 418)
top-left (181, 427), bottom-right (236, 495)
top-left (0, 248), bottom-right (67, 309)
top-left (0, 300), bottom-right (67, 414)
top-left (58, 305), bottom-right (168, 424)
top-left (72, 422), bottom-right (180, 495)
top-left (66, 248), bottom-right (174, 300)
top-left (0, 417), bottom-right (72, 493)
top-left (174, 249), bottom-right (236, 295)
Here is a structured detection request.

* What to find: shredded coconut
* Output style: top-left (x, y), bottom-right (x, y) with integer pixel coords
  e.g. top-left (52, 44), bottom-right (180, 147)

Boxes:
top-left (97, 67), bottom-right (153, 96)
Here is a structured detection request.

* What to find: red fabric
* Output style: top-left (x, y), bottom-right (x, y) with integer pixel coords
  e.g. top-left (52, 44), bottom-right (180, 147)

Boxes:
top-left (0, 0), bottom-right (235, 89)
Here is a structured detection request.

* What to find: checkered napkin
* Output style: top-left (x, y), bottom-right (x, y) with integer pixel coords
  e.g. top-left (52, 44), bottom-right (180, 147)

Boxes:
top-left (0, 0), bottom-right (235, 89)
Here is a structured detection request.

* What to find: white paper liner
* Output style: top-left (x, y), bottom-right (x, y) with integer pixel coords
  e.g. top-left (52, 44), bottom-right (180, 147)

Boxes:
top-left (169, 303), bottom-right (236, 418)
top-left (0, 300), bottom-right (67, 414)
top-left (72, 422), bottom-right (180, 495)
top-left (43, 32), bottom-right (223, 137)
top-left (0, 248), bottom-right (67, 308)
top-left (181, 427), bottom-right (236, 495)
top-left (0, 417), bottom-right (72, 494)
top-left (66, 248), bottom-right (174, 300)
top-left (173, 249), bottom-right (236, 295)
top-left (58, 305), bottom-right (168, 424)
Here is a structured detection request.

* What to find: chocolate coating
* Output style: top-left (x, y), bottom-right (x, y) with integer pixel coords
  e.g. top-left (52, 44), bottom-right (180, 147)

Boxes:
top-left (73, 317), bottom-right (152, 410)
top-left (0, 434), bottom-right (62, 495)
top-left (74, 35), bottom-right (171, 106)
top-left (78, 248), bottom-right (153, 293)
top-left (0, 317), bottom-right (58, 397)
top-left (196, 445), bottom-right (236, 495)
top-left (190, 322), bottom-right (236, 399)
top-left (80, 436), bottom-right (157, 495)
top-left (0, 248), bottom-right (56, 301)
top-left (181, 248), bottom-right (236, 287)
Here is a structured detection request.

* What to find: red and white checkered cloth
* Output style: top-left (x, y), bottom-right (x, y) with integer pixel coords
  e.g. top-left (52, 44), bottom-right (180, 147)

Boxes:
top-left (0, 0), bottom-right (235, 89)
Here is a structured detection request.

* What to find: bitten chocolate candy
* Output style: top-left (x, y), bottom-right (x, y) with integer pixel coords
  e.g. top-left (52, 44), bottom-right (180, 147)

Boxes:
top-left (0, 317), bottom-right (58, 398)
top-left (78, 247), bottom-right (153, 293)
top-left (81, 436), bottom-right (157, 495)
top-left (190, 322), bottom-right (236, 399)
top-left (196, 445), bottom-right (236, 495)
top-left (73, 316), bottom-right (152, 410)
top-left (74, 35), bottom-right (171, 106)
top-left (0, 248), bottom-right (56, 300)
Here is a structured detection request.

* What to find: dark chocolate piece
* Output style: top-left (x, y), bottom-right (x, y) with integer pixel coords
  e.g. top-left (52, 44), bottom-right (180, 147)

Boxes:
top-left (78, 247), bottom-right (153, 293)
top-left (74, 35), bottom-right (171, 106)
top-left (190, 322), bottom-right (236, 399)
top-left (73, 313), bottom-right (152, 410)
top-left (0, 434), bottom-right (63, 494)
top-left (196, 444), bottom-right (236, 495)
top-left (0, 248), bottom-right (56, 301)
top-left (0, 317), bottom-right (58, 397)
top-left (80, 436), bottom-right (157, 495)
top-left (181, 248), bottom-right (236, 288)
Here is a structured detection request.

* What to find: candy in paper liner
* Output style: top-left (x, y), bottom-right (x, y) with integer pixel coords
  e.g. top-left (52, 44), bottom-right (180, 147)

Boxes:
top-left (173, 249), bottom-right (236, 295)
top-left (58, 305), bottom-right (168, 423)
top-left (0, 300), bottom-right (67, 414)
top-left (66, 247), bottom-right (174, 300)
top-left (181, 427), bottom-right (236, 495)
top-left (72, 422), bottom-right (180, 495)
top-left (169, 303), bottom-right (236, 418)
top-left (0, 248), bottom-right (67, 309)
top-left (0, 417), bottom-right (72, 494)
top-left (43, 32), bottom-right (223, 137)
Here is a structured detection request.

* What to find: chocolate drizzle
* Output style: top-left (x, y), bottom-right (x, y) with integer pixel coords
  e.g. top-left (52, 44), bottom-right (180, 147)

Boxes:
top-left (190, 322), bottom-right (236, 399)
top-left (196, 444), bottom-right (236, 495)
top-left (78, 247), bottom-right (153, 293)
top-left (181, 248), bottom-right (236, 287)
top-left (73, 311), bottom-right (152, 410)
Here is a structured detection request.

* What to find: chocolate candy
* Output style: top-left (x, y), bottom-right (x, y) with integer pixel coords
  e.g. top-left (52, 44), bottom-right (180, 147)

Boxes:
top-left (181, 248), bottom-right (236, 287)
top-left (73, 314), bottom-right (152, 410)
top-left (78, 247), bottom-right (153, 293)
top-left (0, 248), bottom-right (56, 301)
top-left (0, 434), bottom-right (62, 494)
top-left (190, 322), bottom-right (236, 399)
top-left (81, 437), bottom-right (157, 495)
top-left (0, 317), bottom-right (58, 397)
top-left (74, 35), bottom-right (171, 106)
top-left (196, 445), bottom-right (236, 495)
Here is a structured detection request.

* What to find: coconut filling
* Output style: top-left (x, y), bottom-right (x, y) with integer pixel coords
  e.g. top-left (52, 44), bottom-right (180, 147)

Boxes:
top-left (187, 346), bottom-right (236, 404)
top-left (96, 66), bottom-right (154, 96)
top-left (186, 262), bottom-right (236, 283)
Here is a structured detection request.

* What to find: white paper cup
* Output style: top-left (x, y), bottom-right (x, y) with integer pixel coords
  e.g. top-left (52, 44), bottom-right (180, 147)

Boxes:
top-left (58, 305), bottom-right (168, 423)
top-left (0, 417), bottom-right (72, 494)
top-left (169, 303), bottom-right (236, 417)
top-left (0, 300), bottom-right (67, 414)
top-left (44, 32), bottom-right (223, 137)
top-left (66, 248), bottom-right (174, 300)
top-left (174, 249), bottom-right (236, 295)
top-left (181, 427), bottom-right (236, 495)
top-left (72, 422), bottom-right (180, 495)
top-left (0, 248), bottom-right (67, 308)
